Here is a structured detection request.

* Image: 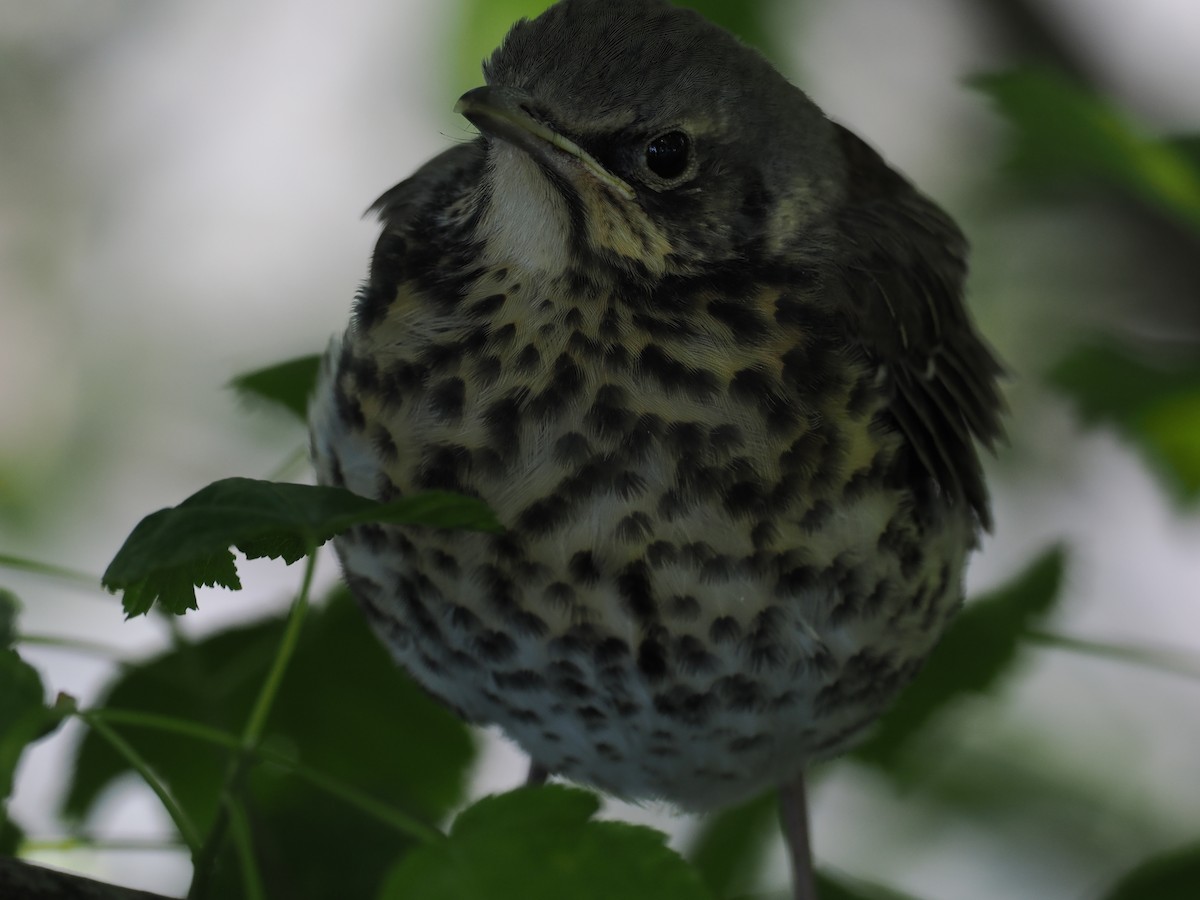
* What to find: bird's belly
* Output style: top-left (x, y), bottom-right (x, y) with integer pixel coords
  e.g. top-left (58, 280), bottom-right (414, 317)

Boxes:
top-left (311, 333), bottom-right (969, 809)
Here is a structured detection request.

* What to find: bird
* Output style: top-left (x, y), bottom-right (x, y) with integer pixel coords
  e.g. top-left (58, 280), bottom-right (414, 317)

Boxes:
top-left (308, 0), bottom-right (1003, 896)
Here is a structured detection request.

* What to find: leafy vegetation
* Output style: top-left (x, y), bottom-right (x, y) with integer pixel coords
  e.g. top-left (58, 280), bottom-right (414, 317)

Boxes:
top-left (2, 1), bottom-right (1198, 898)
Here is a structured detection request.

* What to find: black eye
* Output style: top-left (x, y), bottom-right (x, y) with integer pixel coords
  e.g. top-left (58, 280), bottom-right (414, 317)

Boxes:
top-left (645, 131), bottom-right (690, 179)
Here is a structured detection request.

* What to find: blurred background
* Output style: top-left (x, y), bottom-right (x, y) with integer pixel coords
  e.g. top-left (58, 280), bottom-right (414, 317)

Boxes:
top-left (2, 0), bottom-right (1198, 897)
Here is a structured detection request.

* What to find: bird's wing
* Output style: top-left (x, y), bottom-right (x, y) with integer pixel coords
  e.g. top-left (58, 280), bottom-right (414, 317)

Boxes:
top-left (828, 125), bottom-right (1004, 528)
top-left (352, 139), bottom-right (487, 331)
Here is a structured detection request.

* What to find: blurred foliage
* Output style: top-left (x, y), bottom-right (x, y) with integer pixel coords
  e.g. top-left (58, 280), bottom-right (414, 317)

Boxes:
top-left (853, 548), bottom-right (1065, 771)
top-left (102, 477), bottom-right (501, 617)
top-left (229, 355), bottom-right (322, 423)
top-left (2, 1), bottom-right (1199, 898)
top-left (453, 0), bottom-right (776, 93)
top-left (1102, 842), bottom-right (1200, 900)
top-left (0, 588), bottom-right (17, 648)
top-left (687, 791), bottom-right (777, 898)
top-left (64, 589), bottom-right (476, 900)
top-left (974, 70), bottom-right (1200, 232)
top-left (1051, 342), bottom-right (1200, 500)
top-left (380, 786), bottom-right (712, 900)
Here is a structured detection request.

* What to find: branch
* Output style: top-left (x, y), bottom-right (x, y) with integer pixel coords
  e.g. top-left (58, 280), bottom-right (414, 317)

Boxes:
top-left (0, 856), bottom-right (179, 900)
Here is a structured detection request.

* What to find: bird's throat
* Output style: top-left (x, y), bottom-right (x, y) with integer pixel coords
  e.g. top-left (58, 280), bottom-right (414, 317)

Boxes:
top-left (478, 142), bottom-right (573, 275)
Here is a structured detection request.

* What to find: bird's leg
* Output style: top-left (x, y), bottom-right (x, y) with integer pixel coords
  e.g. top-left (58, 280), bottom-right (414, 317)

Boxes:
top-left (525, 761), bottom-right (549, 787)
top-left (779, 773), bottom-right (818, 900)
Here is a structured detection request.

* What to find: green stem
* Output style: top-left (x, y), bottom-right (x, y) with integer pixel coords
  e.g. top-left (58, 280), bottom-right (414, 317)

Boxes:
top-left (74, 708), bottom-right (203, 856)
top-left (91, 707), bottom-right (442, 843)
top-left (1025, 629), bottom-right (1200, 682)
top-left (21, 837), bottom-right (187, 853)
top-left (241, 550), bottom-right (316, 749)
top-left (19, 634), bottom-right (128, 658)
top-left (0, 552), bottom-right (99, 589)
top-left (227, 799), bottom-right (265, 900)
top-left (187, 545), bottom-right (318, 900)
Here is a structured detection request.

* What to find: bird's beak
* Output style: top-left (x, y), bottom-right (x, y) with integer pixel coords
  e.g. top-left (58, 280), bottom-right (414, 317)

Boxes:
top-left (455, 85), bottom-right (635, 200)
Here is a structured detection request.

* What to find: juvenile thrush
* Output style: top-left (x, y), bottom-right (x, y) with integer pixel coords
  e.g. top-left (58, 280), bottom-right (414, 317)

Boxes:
top-left (309, 0), bottom-right (1003, 895)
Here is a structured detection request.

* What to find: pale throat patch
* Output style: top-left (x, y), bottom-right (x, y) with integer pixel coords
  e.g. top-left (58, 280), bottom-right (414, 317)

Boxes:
top-left (478, 142), bottom-right (571, 274)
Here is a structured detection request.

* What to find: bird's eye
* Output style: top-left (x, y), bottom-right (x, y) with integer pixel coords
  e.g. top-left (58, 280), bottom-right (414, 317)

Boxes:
top-left (645, 131), bottom-right (690, 179)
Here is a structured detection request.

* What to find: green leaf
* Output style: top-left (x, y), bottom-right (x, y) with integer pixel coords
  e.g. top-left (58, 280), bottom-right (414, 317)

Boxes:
top-left (1050, 341), bottom-right (1200, 500)
top-left (853, 547), bottom-right (1066, 769)
top-left (687, 791), bottom-right (777, 899)
top-left (0, 588), bottom-right (18, 648)
top-left (0, 806), bottom-right (22, 854)
top-left (453, 1), bottom-right (776, 113)
top-left (816, 870), bottom-right (926, 900)
top-left (65, 589), bottom-right (475, 900)
top-left (229, 355), bottom-right (322, 422)
top-left (380, 785), bottom-right (713, 900)
top-left (973, 70), bottom-right (1200, 232)
top-left (674, 1), bottom-right (774, 57)
top-left (102, 477), bottom-right (502, 617)
top-left (0, 650), bottom-right (63, 800)
top-left (1102, 842), bottom-right (1200, 900)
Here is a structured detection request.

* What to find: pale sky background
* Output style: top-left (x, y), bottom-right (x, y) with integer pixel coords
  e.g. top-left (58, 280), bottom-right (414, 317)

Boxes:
top-left (2, 0), bottom-right (1199, 897)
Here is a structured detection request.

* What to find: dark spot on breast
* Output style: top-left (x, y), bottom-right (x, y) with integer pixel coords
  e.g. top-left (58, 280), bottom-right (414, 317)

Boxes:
top-left (668, 594), bottom-right (701, 621)
top-left (637, 636), bottom-right (668, 681)
top-left (614, 511), bottom-right (654, 543)
top-left (599, 306), bottom-right (621, 339)
top-left (653, 686), bottom-right (715, 724)
top-left (594, 637), bottom-right (630, 663)
top-left (617, 560), bottom-right (656, 621)
top-left (493, 668), bottom-right (545, 690)
top-left (723, 479), bottom-right (767, 518)
top-left (428, 377), bottom-right (465, 422)
top-left (709, 616), bottom-right (741, 643)
top-left (542, 581), bottom-right (575, 609)
top-left (707, 299), bottom-right (771, 342)
top-left (621, 413), bottom-right (664, 462)
top-left (800, 500), bottom-right (834, 533)
top-left (470, 293), bottom-right (506, 317)
top-left (371, 425), bottom-right (398, 461)
top-left (750, 520), bottom-right (779, 550)
top-left (782, 343), bottom-right (847, 396)
top-left (715, 673), bottom-right (764, 711)
top-left (567, 329), bottom-right (603, 360)
top-left (382, 359), bottom-right (429, 395)
top-left (517, 495), bottom-right (573, 537)
top-left (585, 384), bottom-right (632, 439)
top-left (529, 353), bottom-right (585, 420)
top-left (569, 550), bottom-right (602, 585)
top-left (450, 605), bottom-right (480, 631)
top-left (415, 443), bottom-right (473, 492)
top-left (512, 610), bottom-right (549, 638)
top-left (471, 354), bottom-right (502, 387)
top-left (604, 344), bottom-right (630, 373)
top-left (709, 424), bottom-right (743, 456)
top-left (664, 421), bottom-right (704, 455)
top-left (515, 343), bottom-right (541, 373)
top-left (333, 379), bottom-right (365, 431)
top-left (476, 629), bottom-right (516, 662)
top-left (419, 341), bottom-right (462, 373)
top-left (655, 487), bottom-right (686, 520)
top-left (553, 431), bottom-right (593, 465)
top-left (776, 564), bottom-right (819, 597)
top-left (491, 322), bottom-right (517, 348)
top-left (646, 540), bottom-right (679, 568)
top-left (674, 634), bottom-right (718, 675)
top-left (483, 395), bottom-right (523, 460)
top-left (428, 549), bottom-right (459, 576)
top-left (638, 344), bottom-right (718, 399)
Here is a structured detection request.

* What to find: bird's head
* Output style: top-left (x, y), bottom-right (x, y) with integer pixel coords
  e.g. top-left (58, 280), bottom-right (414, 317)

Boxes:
top-left (459, 0), bottom-right (846, 282)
